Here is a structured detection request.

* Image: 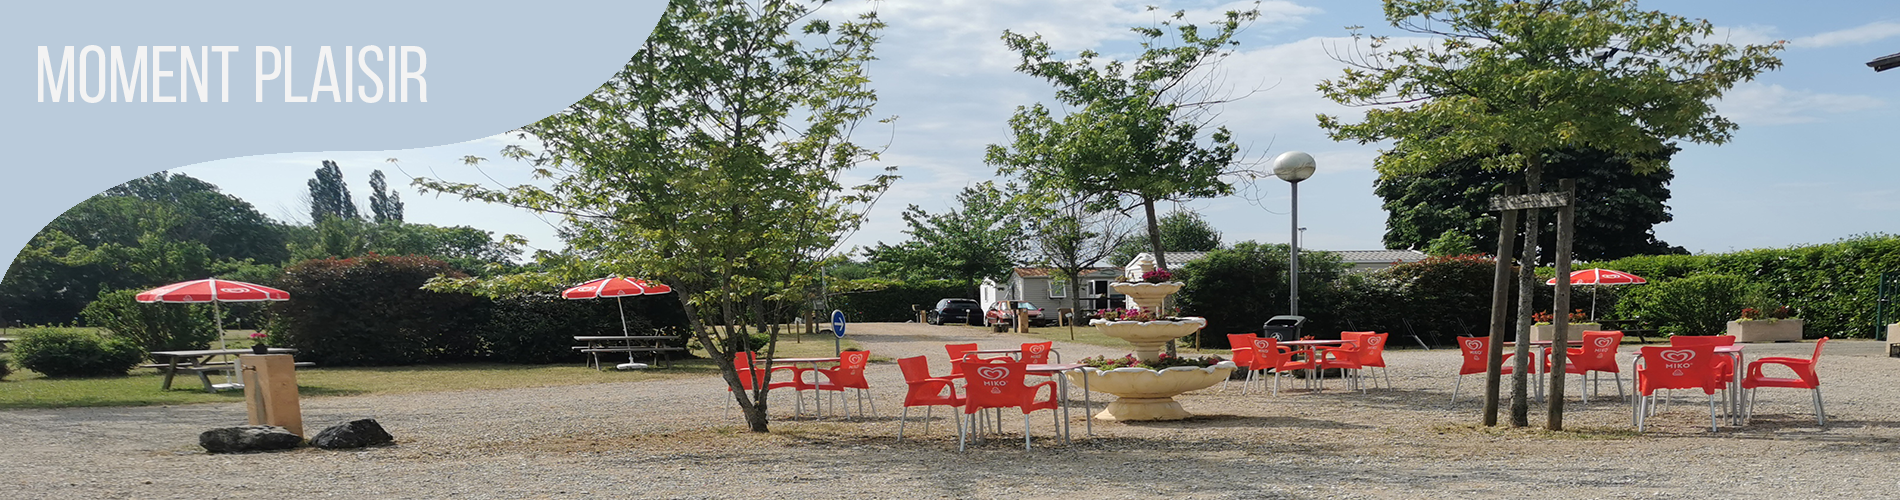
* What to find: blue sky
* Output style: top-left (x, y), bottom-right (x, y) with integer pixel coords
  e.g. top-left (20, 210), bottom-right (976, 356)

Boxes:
top-left (170, 0), bottom-right (1899, 261)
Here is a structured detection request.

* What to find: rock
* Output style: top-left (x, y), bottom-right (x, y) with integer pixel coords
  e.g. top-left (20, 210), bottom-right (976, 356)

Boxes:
top-left (312, 419), bottom-right (394, 449)
top-left (199, 425), bottom-right (302, 453)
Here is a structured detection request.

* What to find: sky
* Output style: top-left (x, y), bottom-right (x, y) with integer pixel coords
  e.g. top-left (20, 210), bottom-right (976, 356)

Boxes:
top-left (167, 0), bottom-right (1900, 262)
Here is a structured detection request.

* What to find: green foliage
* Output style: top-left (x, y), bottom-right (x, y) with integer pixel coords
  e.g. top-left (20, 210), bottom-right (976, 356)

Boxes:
top-left (1616, 274), bottom-right (1758, 336)
top-left (1422, 230), bottom-right (1478, 257)
top-left (829, 278), bottom-right (971, 322)
top-left (988, 7), bottom-right (1259, 270)
top-left (1025, 191), bottom-right (1132, 327)
top-left (285, 218), bottom-right (522, 275)
top-left (1108, 209), bottom-right (1223, 265)
top-left (864, 182), bottom-right (1025, 285)
top-left (1177, 242), bottom-right (1346, 343)
top-left (271, 255), bottom-right (486, 366)
top-left (0, 355), bottom-right (10, 380)
top-left (1319, 0), bottom-right (1785, 178)
top-left (1595, 234), bottom-right (1900, 338)
top-left (79, 289), bottom-right (217, 351)
top-left (307, 160), bottom-right (359, 222)
top-left (10, 327), bottom-right (145, 377)
top-left (367, 169), bottom-right (405, 224)
top-left (477, 293), bottom-right (688, 365)
top-left (1376, 148), bottom-right (1688, 262)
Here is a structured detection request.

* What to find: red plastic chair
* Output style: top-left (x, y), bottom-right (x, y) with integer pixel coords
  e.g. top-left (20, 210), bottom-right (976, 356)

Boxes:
top-left (1255, 336), bottom-right (1313, 396)
top-left (1669, 335), bottom-right (1737, 385)
top-left (812, 350), bottom-right (876, 418)
top-left (1353, 332), bottom-right (1392, 390)
top-left (1223, 334), bottom-right (1261, 393)
top-left (1451, 336), bottom-right (1522, 405)
top-left (1316, 332), bottom-right (1367, 393)
top-left (1551, 330), bottom-right (1625, 403)
top-left (943, 343), bottom-right (978, 381)
top-left (1019, 341), bottom-right (1054, 364)
top-left (896, 356), bottom-right (964, 440)
top-left (729, 351), bottom-right (809, 417)
top-left (1634, 345), bottom-right (1724, 432)
top-left (1743, 337), bottom-right (1828, 425)
top-left (957, 355), bottom-right (1059, 451)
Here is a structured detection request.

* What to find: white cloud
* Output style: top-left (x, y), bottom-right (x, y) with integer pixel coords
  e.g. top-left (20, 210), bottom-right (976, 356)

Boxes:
top-left (1706, 25), bottom-right (1781, 46)
top-left (1714, 83), bottom-right (1885, 126)
top-left (1792, 21), bottom-right (1900, 48)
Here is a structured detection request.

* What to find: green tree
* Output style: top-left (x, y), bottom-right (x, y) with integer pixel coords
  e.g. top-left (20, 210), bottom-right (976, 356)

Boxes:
top-left (104, 172), bottom-right (289, 263)
top-left (415, 0), bottom-right (890, 433)
top-left (864, 182), bottom-right (1024, 287)
top-left (1316, 0), bottom-right (1783, 429)
top-left (1422, 229), bottom-right (1479, 257)
top-left (1026, 191), bottom-right (1132, 327)
top-left (1377, 148), bottom-right (1686, 262)
top-left (1108, 209), bottom-right (1224, 265)
top-left (1176, 241), bottom-right (1346, 340)
top-left (368, 169), bottom-right (405, 223)
top-left (307, 160), bottom-right (359, 223)
top-left (987, 6), bottom-right (1260, 273)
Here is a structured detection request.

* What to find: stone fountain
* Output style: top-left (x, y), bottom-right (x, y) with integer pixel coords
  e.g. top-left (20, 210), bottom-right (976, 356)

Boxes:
top-left (1068, 255), bottom-right (1236, 421)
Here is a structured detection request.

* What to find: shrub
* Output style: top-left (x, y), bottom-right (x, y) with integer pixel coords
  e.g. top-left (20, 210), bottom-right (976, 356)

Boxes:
top-left (80, 289), bottom-right (218, 351)
top-left (478, 292), bottom-right (689, 364)
top-left (1, 357), bottom-right (11, 380)
top-left (828, 278), bottom-right (973, 322)
top-left (10, 327), bottom-right (145, 377)
top-left (1616, 274), bottom-right (1759, 336)
top-left (270, 254), bottom-right (486, 366)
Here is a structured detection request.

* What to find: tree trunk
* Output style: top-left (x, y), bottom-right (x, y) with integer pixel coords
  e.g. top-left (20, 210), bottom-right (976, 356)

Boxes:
top-left (682, 291), bottom-right (770, 433)
top-left (1482, 186), bottom-right (1520, 427)
top-left (1068, 272), bottom-right (1084, 339)
top-left (1547, 178), bottom-right (1577, 431)
top-left (1510, 159), bottom-right (1544, 428)
top-left (1141, 197), bottom-right (1178, 355)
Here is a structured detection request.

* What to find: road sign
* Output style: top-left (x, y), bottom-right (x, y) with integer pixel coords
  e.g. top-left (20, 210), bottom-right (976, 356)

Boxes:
top-left (830, 310), bottom-right (846, 338)
top-left (1488, 192), bottom-right (1570, 211)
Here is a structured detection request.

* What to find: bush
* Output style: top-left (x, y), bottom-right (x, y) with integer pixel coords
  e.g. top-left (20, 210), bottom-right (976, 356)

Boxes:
top-left (80, 289), bottom-right (218, 351)
top-left (478, 292), bottom-right (690, 364)
top-left (270, 254), bottom-right (486, 366)
top-left (1616, 274), bottom-right (1759, 336)
top-left (1177, 242), bottom-right (1346, 345)
top-left (1, 357), bottom-right (11, 380)
top-left (10, 327), bottom-right (145, 377)
top-left (1597, 234), bottom-right (1900, 338)
top-left (829, 278), bottom-right (972, 322)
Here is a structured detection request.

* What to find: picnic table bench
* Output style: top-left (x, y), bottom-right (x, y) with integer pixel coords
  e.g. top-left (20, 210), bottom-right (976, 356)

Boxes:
top-left (147, 348), bottom-right (309, 392)
top-left (573, 336), bottom-right (685, 369)
top-left (1596, 319), bottom-right (1658, 344)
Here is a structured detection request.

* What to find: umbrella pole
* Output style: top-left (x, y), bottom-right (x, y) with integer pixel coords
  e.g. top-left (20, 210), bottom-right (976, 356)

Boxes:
top-left (213, 301), bottom-right (233, 385)
top-left (617, 297), bottom-right (634, 365)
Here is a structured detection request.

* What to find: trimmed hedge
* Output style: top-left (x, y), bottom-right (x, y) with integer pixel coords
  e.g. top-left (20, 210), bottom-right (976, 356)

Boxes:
top-left (270, 254), bottom-right (487, 366)
top-left (80, 289), bottom-right (218, 351)
top-left (10, 327), bottom-right (145, 377)
top-left (1600, 234), bottom-right (1900, 338)
top-left (478, 292), bottom-right (690, 364)
top-left (829, 278), bottom-right (972, 323)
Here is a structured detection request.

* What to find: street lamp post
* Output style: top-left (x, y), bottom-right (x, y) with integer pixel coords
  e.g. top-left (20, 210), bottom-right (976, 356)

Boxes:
top-left (1273, 151), bottom-right (1316, 315)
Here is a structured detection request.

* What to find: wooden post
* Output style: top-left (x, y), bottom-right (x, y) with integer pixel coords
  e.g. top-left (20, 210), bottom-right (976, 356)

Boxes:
top-left (1483, 185), bottom-right (1521, 427)
top-left (1547, 179), bottom-right (1577, 430)
top-left (1016, 309), bottom-right (1030, 334)
top-left (241, 354), bottom-right (303, 436)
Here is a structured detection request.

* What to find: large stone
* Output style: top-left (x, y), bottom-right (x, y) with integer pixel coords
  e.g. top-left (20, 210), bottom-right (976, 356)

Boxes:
top-left (312, 418), bottom-right (394, 449)
top-left (199, 425), bottom-right (302, 453)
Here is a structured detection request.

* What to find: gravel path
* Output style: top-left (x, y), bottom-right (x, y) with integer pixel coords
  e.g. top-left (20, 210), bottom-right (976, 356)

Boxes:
top-left (2, 323), bottom-right (1896, 499)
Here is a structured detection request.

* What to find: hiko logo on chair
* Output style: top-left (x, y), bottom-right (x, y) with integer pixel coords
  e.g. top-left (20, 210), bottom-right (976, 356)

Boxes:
top-left (1464, 339), bottom-right (1483, 351)
top-left (976, 366), bottom-right (1010, 394)
top-left (1595, 337), bottom-right (1615, 348)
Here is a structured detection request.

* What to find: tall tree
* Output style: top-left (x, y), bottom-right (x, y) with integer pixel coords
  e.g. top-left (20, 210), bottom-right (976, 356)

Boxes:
top-left (1108, 209), bottom-right (1224, 266)
top-left (1026, 191), bottom-right (1132, 327)
top-left (863, 182), bottom-right (1024, 286)
top-left (1376, 147), bottom-right (1688, 262)
top-left (103, 172), bottom-right (288, 263)
top-left (987, 6), bottom-right (1261, 273)
top-left (368, 170), bottom-right (405, 223)
top-left (307, 160), bottom-right (358, 223)
top-left (1317, 0), bottom-right (1782, 428)
top-left (414, 0), bottom-right (890, 433)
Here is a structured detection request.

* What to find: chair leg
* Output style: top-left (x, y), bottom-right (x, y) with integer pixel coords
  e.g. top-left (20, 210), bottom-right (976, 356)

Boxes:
top-left (1450, 374), bottom-right (1463, 406)
top-left (1813, 388), bottom-right (1826, 426)
top-left (1707, 394), bottom-right (1719, 432)
top-left (898, 406), bottom-right (910, 441)
top-left (957, 412), bottom-right (968, 452)
top-left (1023, 414), bottom-right (1032, 450)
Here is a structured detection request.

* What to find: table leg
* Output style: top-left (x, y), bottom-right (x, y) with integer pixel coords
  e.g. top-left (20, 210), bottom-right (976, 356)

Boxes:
top-left (1057, 369), bottom-right (1071, 445)
top-left (1081, 369), bottom-right (1093, 436)
top-left (160, 358), bottom-right (182, 390)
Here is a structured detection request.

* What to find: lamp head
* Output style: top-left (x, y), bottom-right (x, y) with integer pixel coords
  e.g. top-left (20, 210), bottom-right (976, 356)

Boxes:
top-left (1272, 151), bottom-right (1316, 182)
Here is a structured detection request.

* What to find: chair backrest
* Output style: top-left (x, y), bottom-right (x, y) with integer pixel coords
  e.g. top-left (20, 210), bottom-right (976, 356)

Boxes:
top-left (944, 343), bottom-right (978, 376)
top-left (961, 355), bottom-right (1030, 413)
top-left (1227, 334), bottom-right (1258, 351)
top-left (1636, 345), bottom-right (1720, 395)
top-left (1576, 330), bottom-right (1624, 372)
top-left (1020, 342), bottom-right (1053, 364)
top-left (897, 355), bottom-right (931, 383)
top-left (1250, 337), bottom-right (1286, 370)
top-left (1356, 332), bottom-right (1390, 366)
top-left (1457, 336), bottom-right (1489, 375)
top-left (1809, 337), bottom-right (1830, 368)
top-left (1669, 335), bottom-right (1735, 347)
top-left (838, 350), bottom-right (870, 371)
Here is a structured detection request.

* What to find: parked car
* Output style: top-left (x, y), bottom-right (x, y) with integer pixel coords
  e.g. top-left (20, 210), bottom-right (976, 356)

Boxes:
top-left (927, 298), bottom-right (982, 325)
top-left (984, 300), bottom-right (1055, 327)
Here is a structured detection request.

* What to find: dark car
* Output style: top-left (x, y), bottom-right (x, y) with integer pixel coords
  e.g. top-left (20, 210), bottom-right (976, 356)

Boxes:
top-left (928, 298), bottom-right (982, 325)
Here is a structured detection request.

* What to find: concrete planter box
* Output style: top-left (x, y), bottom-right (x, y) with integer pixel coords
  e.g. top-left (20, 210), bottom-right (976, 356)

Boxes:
top-left (1886, 323), bottom-right (1898, 357)
top-left (1530, 323), bottom-right (1599, 342)
top-left (1726, 319), bottom-right (1804, 342)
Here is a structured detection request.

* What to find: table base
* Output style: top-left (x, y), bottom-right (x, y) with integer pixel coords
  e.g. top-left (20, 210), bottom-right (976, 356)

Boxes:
top-left (1094, 397), bottom-right (1194, 421)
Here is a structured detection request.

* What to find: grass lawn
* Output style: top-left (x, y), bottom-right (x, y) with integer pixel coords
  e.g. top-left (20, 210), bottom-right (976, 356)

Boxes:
top-left (0, 335), bottom-right (859, 410)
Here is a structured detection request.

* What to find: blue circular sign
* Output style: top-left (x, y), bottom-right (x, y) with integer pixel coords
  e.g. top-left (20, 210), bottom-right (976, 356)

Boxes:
top-left (830, 310), bottom-right (846, 338)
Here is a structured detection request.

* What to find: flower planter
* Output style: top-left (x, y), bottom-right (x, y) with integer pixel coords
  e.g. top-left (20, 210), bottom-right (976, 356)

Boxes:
top-left (1109, 281), bottom-right (1183, 311)
top-left (1068, 362), bottom-right (1236, 421)
top-left (1529, 323), bottom-right (1599, 342)
top-left (1727, 319), bottom-right (1804, 342)
top-left (1091, 317), bottom-right (1206, 363)
top-left (251, 344), bottom-right (269, 355)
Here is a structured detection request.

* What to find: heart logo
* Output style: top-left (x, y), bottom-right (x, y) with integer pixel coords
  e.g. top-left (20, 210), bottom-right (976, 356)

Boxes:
top-left (1464, 340), bottom-right (1482, 351)
top-left (976, 366), bottom-right (1008, 380)
top-left (1660, 350), bottom-right (1694, 363)
top-left (1369, 337), bottom-right (1382, 346)
top-left (1253, 339), bottom-right (1272, 350)
top-left (1595, 337), bottom-right (1613, 348)
top-left (1029, 345), bottom-right (1045, 354)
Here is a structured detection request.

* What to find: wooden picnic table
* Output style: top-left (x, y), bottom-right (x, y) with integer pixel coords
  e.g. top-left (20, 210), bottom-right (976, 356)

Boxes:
top-left (148, 348), bottom-right (303, 392)
top-left (572, 335), bottom-right (685, 369)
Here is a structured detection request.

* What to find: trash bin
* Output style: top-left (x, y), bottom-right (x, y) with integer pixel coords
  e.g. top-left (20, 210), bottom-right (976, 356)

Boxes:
top-left (1262, 315), bottom-right (1306, 341)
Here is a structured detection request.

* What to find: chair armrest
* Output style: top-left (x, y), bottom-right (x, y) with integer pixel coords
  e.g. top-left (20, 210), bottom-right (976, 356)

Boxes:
top-left (1746, 357), bottom-right (1818, 384)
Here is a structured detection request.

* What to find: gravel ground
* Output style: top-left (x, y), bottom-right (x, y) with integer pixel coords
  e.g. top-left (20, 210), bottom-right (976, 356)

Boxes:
top-left (2, 323), bottom-right (1896, 499)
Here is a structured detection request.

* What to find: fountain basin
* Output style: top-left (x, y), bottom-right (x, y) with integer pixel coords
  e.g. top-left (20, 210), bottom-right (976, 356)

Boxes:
top-left (1068, 361), bottom-right (1237, 421)
top-left (1091, 318), bottom-right (1206, 362)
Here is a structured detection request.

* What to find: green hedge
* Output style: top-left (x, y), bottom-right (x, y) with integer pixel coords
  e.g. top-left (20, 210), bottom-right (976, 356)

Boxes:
top-left (270, 254), bottom-right (487, 366)
top-left (1599, 234), bottom-right (1900, 338)
top-left (478, 292), bottom-right (690, 364)
top-left (10, 327), bottom-right (145, 377)
top-left (828, 278), bottom-right (972, 323)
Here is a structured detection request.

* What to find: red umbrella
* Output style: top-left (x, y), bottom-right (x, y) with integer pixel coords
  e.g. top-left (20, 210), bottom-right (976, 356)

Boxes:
top-left (137, 279), bottom-right (291, 351)
top-left (562, 277), bottom-right (673, 369)
top-left (1545, 269), bottom-right (1648, 321)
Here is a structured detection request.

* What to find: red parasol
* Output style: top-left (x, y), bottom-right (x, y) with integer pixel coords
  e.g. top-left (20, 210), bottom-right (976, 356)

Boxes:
top-left (137, 278), bottom-right (291, 351)
top-left (561, 277), bottom-right (673, 369)
top-left (1544, 269), bottom-right (1648, 321)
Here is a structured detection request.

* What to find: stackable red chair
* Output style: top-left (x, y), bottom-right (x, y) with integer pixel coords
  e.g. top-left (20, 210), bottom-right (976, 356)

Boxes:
top-left (1316, 332), bottom-right (1368, 393)
top-left (1223, 334), bottom-right (1261, 393)
top-left (957, 355), bottom-right (1059, 451)
top-left (1256, 337), bottom-right (1313, 396)
top-left (812, 350), bottom-right (876, 418)
top-left (1743, 337), bottom-right (1829, 425)
top-left (1354, 332), bottom-right (1392, 390)
top-left (896, 356), bottom-right (964, 441)
top-left (728, 351), bottom-right (809, 417)
top-left (1669, 335), bottom-right (1737, 386)
top-left (1543, 330), bottom-right (1625, 405)
top-left (1020, 341), bottom-right (1055, 364)
top-left (1451, 336), bottom-right (1522, 405)
top-left (1634, 345), bottom-right (1724, 432)
top-left (943, 343), bottom-right (979, 381)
